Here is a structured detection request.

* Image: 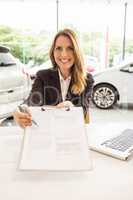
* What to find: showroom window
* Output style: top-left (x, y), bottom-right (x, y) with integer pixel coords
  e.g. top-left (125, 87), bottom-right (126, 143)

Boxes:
top-left (0, 1), bottom-right (57, 64)
top-left (0, 0), bottom-right (133, 69)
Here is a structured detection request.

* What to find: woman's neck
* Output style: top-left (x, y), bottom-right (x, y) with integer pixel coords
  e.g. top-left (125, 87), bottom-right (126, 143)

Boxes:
top-left (59, 69), bottom-right (71, 80)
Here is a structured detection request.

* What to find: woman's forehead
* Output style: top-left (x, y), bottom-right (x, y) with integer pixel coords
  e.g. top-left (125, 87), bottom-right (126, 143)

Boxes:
top-left (55, 35), bottom-right (73, 46)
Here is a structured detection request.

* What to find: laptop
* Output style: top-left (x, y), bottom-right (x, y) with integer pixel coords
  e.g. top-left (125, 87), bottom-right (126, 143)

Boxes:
top-left (87, 123), bottom-right (133, 160)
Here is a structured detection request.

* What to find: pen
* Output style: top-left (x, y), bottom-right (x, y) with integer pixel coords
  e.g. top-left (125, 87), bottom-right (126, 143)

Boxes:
top-left (18, 105), bottom-right (39, 127)
top-left (31, 119), bottom-right (39, 127)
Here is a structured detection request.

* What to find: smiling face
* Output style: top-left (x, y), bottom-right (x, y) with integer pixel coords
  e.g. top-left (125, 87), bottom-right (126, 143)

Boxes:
top-left (53, 35), bottom-right (75, 78)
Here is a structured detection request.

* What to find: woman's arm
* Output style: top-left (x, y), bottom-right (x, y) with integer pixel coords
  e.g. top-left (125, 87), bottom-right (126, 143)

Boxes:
top-left (25, 70), bottom-right (45, 106)
top-left (82, 73), bottom-right (94, 111)
top-left (14, 70), bottom-right (45, 127)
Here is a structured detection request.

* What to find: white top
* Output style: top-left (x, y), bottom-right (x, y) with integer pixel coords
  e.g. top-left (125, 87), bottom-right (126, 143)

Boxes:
top-left (58, 70), bottom-right (71, 101)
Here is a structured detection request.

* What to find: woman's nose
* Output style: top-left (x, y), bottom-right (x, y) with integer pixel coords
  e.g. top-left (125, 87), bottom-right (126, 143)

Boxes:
top-left (61, 49), bottom-right (67, 57)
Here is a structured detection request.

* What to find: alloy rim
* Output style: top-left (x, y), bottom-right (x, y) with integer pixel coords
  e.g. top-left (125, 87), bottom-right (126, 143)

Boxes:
top-left (93, 87), bottom-right (115, 108)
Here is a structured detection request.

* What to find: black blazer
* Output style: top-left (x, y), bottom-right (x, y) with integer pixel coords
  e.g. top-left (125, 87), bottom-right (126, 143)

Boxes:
top-left (26, 68), bottom-right (94, 113)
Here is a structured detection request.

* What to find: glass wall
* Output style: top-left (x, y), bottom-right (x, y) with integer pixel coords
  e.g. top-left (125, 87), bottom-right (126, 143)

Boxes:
top-left (0, 0), bottom-right (133, 69)
top-left (59, 1), bottom-right (127, 68)
top-left (0, 1), bottom-right (56, 64)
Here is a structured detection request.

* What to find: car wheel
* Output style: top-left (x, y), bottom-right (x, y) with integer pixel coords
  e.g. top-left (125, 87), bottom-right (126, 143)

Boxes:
top-left (92, 84), bottom-right (118, 109)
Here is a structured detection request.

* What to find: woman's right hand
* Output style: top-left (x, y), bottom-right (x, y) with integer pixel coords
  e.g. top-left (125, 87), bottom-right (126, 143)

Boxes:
top-left (13, 108), bottom-right (32, 128)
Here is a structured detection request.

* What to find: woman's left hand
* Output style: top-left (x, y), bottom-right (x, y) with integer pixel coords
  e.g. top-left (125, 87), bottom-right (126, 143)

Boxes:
top-left (56, 101), bottom-right (74, 108)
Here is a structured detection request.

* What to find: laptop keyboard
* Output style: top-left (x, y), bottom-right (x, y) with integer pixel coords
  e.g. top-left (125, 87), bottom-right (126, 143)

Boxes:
top-left (101, 129), bottom-right (133, 152)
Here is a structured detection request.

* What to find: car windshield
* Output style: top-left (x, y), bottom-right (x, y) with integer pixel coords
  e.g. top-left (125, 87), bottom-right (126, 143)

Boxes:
top-left (0, 52), bottom-right (16, 66)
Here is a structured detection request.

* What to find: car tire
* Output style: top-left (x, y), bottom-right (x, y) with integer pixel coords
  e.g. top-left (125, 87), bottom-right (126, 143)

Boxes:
top-left (92, 83), bottom-right (118, 109)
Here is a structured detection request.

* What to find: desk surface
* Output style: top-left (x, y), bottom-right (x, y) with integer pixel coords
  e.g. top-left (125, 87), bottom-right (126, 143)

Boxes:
top-left (0, 125), bottom-right (133, 200)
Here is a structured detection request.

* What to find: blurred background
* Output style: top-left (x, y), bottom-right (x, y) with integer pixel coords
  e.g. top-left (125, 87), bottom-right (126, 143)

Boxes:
top-left (0, 0), bottom-right (133, 68)
top-left (0, 0), bottom-right (133, 124)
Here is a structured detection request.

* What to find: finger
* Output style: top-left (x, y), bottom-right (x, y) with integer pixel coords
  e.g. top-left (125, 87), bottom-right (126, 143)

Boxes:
top-left (19, 121), bottom-right (32, 128)
top-left (56, 103), bottom-right (64, 108)
top-left (18, 118), bottom-right (31, 124)
top-left (18, 115), bottom-right (32, 121)
top-left (20, 123), bottom-right (31, 129)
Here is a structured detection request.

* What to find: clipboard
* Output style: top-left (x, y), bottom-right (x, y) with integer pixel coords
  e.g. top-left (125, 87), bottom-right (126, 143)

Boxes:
top-left (18, 106), bottom-right (92, 171)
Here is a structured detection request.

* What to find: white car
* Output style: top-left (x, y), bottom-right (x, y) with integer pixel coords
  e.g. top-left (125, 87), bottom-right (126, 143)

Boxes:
top-left (92, 60), bottom-right (133, 109)
top-left (0, 46), bottom-right (31, 119)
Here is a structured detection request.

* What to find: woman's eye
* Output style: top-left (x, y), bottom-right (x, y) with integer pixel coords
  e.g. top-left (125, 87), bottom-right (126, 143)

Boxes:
top-left (55, 46), bottom-right (74, 53)
top-left (55, 47), bottom-right (62, 51)
top-left (68, 47), bottom-right (74, 51)
top-left (67, 47), bottom-right (74, 52)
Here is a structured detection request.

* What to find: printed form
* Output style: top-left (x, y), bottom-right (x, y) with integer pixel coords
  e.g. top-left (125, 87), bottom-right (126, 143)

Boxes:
top-left (19, 107), bottom-right (92, 171)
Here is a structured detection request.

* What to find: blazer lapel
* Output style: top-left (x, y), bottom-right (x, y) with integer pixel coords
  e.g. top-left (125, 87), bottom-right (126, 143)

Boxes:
top-left (66, 79), bottom-right (81, 105)
top-left (66, 79), bottom-right (73, 100)
top-left (49, 69), bottom-right (63, 103)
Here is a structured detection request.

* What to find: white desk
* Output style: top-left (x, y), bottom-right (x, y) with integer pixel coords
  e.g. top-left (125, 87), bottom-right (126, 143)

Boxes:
top-left (0, 126), bottom-right (133, 200)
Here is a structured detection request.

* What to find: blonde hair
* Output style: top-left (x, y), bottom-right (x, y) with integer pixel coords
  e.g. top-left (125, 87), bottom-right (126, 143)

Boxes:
top-left (49, 28), bottom-right (87, 95)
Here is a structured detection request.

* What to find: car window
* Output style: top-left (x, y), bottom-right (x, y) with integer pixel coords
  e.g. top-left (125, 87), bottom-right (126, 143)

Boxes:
top-left (0, 52), bottom-right (16, 66)
top-left (129, 63), bottom-right (133, 72)
top-left (120, 63), bottom-right (133, 73)
top-left (122, 64), bottom-right (129, 70)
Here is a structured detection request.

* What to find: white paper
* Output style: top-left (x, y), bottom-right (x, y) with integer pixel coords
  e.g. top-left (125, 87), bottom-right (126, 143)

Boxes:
top-left (19, 107), bottom-right (92, 171)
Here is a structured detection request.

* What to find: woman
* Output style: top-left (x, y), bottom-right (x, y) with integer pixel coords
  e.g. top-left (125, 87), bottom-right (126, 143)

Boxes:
top-left (14, 28), bottom-right (94, 128)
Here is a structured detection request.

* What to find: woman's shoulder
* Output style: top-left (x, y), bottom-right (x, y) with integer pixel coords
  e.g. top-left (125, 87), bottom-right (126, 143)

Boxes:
top-left (86, 72), bottom-right (94, 83)
top-left (36, 68), bottom-right (58, 78)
